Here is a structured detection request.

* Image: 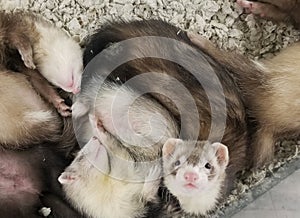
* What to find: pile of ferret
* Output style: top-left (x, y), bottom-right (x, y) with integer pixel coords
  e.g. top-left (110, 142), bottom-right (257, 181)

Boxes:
top-left (0, 0), bottom-right (300, 217)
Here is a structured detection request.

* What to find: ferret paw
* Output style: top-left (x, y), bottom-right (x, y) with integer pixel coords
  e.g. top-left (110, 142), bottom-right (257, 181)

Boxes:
top-left (236, 0), bottom-right (266, 17)
top-left (146, 165), bottom-right (162, 182)
top-left (142, 165), bottom-right (161, 202)
top-left (54, 99), bottom-right (72, 117)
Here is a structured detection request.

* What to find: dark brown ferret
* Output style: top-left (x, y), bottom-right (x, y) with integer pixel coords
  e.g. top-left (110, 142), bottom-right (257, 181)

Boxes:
top-left (237, 0), bottom-right (300, 29)
top-left (188, 32), bottom-right (300, 167)
top-left (82, 20), bottom-right (249, 192)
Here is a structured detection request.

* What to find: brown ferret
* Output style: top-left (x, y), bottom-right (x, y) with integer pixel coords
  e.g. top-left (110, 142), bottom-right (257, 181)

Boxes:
top-left (0, 11), bottom-right (83, 116)
top-left (82, 20), bottom-right (249, 192)
top-left (237, 0), bottom-right (300, 29)
top-left (188, 32), bottom-right (300, 167)
top-left (0, 68), bottom-right (62, 149)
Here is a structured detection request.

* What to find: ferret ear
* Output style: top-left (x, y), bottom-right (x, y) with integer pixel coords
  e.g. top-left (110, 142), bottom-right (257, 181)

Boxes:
top-left (212, 142), bottom-right (229, 168)
top-left (58, 172), bottom-right (77, 185)
top-left (163, 138), bottom-right (182, 156)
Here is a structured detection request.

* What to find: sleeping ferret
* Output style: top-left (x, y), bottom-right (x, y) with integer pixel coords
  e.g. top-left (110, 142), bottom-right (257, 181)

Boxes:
top-left (59, 134), bottom-right (162, 218)
top-left (72, 79), bottom-right (179, 161)
top-left (0, 68), bottom-right (62, 149)
top-left (188, 32), bottom-right (300, 167)
top-left (0, 11), bottom-right (83, 116)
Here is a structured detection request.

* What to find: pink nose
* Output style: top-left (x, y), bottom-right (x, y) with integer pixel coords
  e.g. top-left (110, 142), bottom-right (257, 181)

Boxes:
top-left (184, 172), bottom-right (199, 182)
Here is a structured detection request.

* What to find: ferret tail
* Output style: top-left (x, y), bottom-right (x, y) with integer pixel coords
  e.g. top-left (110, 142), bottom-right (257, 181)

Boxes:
top-left (58, 117), bottom-right (78, 158)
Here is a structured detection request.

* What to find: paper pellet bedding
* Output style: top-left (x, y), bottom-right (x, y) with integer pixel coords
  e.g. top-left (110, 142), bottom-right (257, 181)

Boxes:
top-left (1, 0), bottom-right (299, 216)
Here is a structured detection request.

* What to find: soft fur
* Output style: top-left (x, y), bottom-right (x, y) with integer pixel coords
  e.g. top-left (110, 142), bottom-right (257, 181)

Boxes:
top-left (188, 33), bottom-right (300, 167)
top-left (0, 69), bottom-right (62, 148)
top-left (162, 139), bottom-right (229, 215)
top-left (82, 20), bottom-right (249, 193)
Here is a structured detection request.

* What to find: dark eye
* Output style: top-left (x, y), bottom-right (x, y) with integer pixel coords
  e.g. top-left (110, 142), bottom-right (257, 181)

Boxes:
top-left (174, 160), bottom-right (181, 166)
top-left (205, 163), bottom-right (211, 169)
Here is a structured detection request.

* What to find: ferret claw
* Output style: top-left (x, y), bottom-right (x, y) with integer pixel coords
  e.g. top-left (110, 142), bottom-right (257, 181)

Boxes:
top-left (54, 99), bottom-right (72, 117)
top-left (142, 165), bottom-right (161, 202)
top-left (145, 165), bottom-right (162, 182)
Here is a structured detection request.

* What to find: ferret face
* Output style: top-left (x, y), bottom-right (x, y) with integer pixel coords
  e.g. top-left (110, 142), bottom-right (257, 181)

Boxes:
top-left (162, 139), bottom-right (229, 197)
top-left (39, 45), bottom-right (83, 94)
top-left (58, 137), bottom-right (110, 185)
top-left (34, 27), bottom-right (83, 94)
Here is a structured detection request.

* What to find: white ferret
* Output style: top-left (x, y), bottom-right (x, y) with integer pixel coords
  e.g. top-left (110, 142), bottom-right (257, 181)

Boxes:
top-left (0, 11), bottom-right (83, 116)
top-left (61, 79), bottom-right (180, 217)
top-left (72, 79), bottom-right (179, 159)
top-left (162, 138), bottom-right (229, 216)
top-left (58, 131), bottom-right (162, 218)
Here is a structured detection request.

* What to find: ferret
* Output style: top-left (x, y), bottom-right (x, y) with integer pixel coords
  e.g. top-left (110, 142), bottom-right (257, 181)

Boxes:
top-left (0, 11), bottom-right (83, 116)
top-left (59, 133), bottom-right (162, 218)
top-left (82, 20), bottom-right (249, 192)
top-left (72, 79), bottom-right (179, 161)
top-left (0, 142), bottom-right (81, 218)
top-left (0, 68), bottom-right (62, 149)
top-left (237, 0), bottom-right (300, 29)
top-left (188, 32), bottom-right (300, 167)
top-left (162, 138), bottom-right (229, 216)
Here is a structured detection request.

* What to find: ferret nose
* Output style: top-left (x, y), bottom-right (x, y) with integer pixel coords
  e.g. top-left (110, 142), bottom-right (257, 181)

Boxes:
top-left (184, 172), bottom-right (199, 182)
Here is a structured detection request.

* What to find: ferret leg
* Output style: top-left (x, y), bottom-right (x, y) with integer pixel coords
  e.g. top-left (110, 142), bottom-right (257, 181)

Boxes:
top-left (23, 69), bottom-right (71, 117)
top-left (236, 0), bottom-right (290, 22)
top-left (251, 126), bottom-right (275, 168)
top-left (141, 165), bottom-right (161, 202)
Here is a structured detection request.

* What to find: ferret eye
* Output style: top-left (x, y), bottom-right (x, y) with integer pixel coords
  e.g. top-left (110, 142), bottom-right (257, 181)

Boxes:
top-left (205, 163), bottom-right (211, 169)
top-left (174, 160), bottom-right (181, 166)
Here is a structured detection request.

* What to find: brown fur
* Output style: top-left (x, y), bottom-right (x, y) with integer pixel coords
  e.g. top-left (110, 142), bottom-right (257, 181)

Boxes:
top-left (0, 11), bottom-right (73, 116)
top-left (0, 69), bottom-right (61, 149)
top-left (188, 32), bottom-right (300, 167)
top-left (0, 67), bottom-right (78, 152)
top-left (237, 0), bottom-right (300, 29)
top-left (0, 11), bottom-right (38, 69)
top-left (83, 20), bottom-right (250, 193)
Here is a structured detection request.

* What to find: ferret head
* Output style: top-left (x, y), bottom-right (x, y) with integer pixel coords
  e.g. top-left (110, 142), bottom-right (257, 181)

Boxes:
top-left (34, 25), bottom-right (83, 94)
top-left (162, 138), bottom-right (229, 197)
top-left (58, 137), bottom-right (110, 186)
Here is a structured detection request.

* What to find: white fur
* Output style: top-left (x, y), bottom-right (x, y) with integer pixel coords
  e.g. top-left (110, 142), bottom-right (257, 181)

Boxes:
top-left (60, 135), bottom-right (160, 218)
top-left (93, 82), bottom-right (179, 147)
top-left (33, 21), bottom-right (83, 94)
top-left (163, 141), bottom-right (228, 215)
top-left (24, 111), bottom-right (54, 123)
